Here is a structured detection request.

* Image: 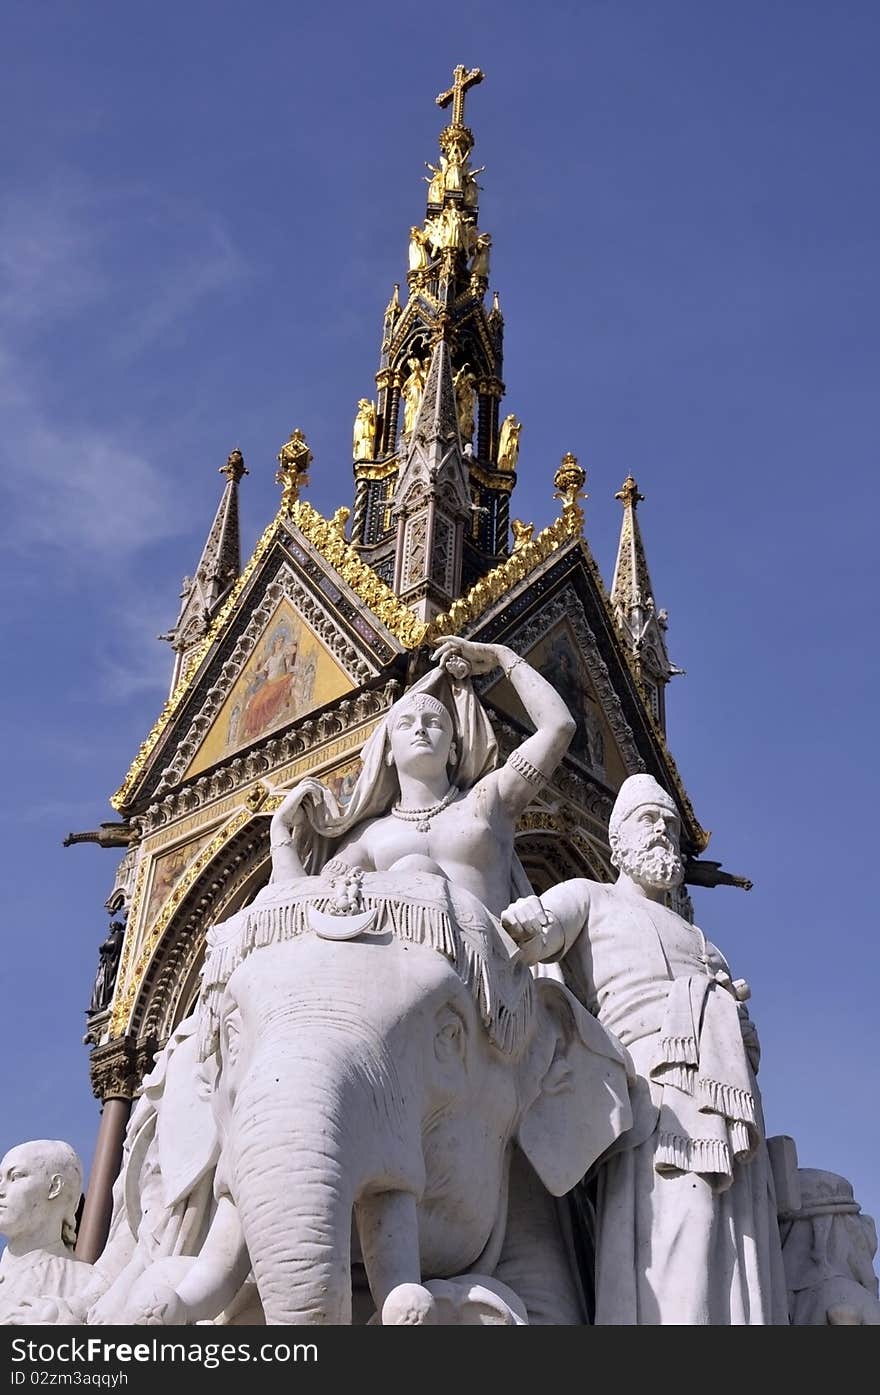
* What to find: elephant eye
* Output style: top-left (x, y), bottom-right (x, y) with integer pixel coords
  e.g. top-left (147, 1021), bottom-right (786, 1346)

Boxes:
top-left (435, 1007), bottom-right (466, 1062)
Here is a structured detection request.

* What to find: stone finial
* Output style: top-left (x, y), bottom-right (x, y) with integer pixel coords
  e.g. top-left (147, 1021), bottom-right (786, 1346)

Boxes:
top-left (220, 448), bottom-right (249, 484)
top-left (615, 473), bottom-right (644, 510)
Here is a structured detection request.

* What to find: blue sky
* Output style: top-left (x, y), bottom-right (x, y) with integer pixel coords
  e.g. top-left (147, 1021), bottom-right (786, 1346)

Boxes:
top-left (2, 2), bottom-right (878, 1246)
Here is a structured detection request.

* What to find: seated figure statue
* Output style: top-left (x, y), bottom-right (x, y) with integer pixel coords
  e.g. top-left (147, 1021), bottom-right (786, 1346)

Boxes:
top-left (87, 639), bottom-right (635, 1326)
top-left (268, 635), bottom-right (575, 915)
top-left (780, 1169), bottom-right (880, 1324)
top-left (0, 1140), bottom-right (97, 1324)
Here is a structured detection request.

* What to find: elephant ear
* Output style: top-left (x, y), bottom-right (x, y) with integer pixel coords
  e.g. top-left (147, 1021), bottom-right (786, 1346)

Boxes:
top-left (517, 979), bottom-right (634, 1196)
top-left (155, 1019), bottom-right (220, 1209)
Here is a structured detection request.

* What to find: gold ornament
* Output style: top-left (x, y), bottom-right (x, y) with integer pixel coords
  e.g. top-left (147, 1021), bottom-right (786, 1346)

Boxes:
top-left (276, 429), bottom-right (313, 512)
top-left (497, 414), bottom-right (522, 471)
top-left (352, 399), bottom-right (376, 462)
top-left (553, 452), bottom-right (587, 534)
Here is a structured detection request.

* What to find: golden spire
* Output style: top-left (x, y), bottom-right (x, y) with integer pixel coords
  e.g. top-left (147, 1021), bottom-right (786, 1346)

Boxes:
top-left (611, 473), bottom-right (653, 614)
top-left (219, 447), bottom-right (248, 484)
top-left (615, 473), bottom-right (644, 511)
top-left (436, 64), bottom-right (485, 128)
top-left (275, 429), bottom-right (312, 512)
top-left (553, 452), bottom-right (587, 534)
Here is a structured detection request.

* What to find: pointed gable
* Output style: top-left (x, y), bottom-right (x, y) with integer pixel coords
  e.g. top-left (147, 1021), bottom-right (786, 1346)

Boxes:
top-left (111, 505), bottom-right (419, 813)
top-left (183, 596), bottom-right (352, 779)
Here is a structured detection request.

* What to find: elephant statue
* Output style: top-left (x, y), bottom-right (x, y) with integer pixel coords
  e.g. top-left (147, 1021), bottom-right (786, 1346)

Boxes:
top-left (90, 868), bottom-right (633, 1325)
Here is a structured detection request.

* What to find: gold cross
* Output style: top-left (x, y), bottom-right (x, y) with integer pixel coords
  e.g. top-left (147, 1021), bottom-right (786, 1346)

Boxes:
top-left (436, 65), bottom-right (484, 127)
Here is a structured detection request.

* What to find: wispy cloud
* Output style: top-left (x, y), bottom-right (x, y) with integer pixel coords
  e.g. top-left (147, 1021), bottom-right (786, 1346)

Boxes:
top-left (1, 403), bottom-right (177, 557)
top-left (5, 797), bottom-right (109, 828)
top-left (94, 593), bottom-right (174, 701)
top-left (0, 171), bottom-right (249, 718)
top-left (0, 175), bottom-right (248, 568)
top-left (0, 177), bottom-right (109, 331)
top-left (112, 219), bottom-right (248, 360)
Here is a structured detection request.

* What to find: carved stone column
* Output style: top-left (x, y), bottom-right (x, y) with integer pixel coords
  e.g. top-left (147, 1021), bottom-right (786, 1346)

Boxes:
top-left (76, 1034), bottom-right (157, 1262)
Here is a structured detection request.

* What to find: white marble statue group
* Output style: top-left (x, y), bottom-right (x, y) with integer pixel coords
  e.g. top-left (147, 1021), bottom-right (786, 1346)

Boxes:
top-left (3, 639), bottom-right (878, 1324)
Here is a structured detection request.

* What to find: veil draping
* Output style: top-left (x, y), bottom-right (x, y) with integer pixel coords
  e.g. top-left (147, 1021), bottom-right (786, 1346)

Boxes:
top-left (272, 665), bottom-right (533, 898)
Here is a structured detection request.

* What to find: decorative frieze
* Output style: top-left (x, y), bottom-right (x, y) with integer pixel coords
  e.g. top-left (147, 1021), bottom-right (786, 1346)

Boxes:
top-left (140, 681), bottom-right (399, 835)
top-left (87, 1033), bottom-right (158, 1103)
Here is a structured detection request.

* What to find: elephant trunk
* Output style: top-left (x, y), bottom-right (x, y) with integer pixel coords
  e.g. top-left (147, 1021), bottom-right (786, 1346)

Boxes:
top-left (229, 1030), bottom-right (421, 1325)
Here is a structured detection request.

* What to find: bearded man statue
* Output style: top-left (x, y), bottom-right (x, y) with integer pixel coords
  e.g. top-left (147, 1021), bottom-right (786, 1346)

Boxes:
top-left (500, 773), bottom-right (790, 1325)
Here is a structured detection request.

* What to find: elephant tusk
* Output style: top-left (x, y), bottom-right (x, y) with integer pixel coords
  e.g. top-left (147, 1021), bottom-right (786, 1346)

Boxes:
top-left (308, 906), bottom-right (378, 940)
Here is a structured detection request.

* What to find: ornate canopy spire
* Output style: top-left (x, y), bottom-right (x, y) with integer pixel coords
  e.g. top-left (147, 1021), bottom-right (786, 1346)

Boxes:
top-left (610, 474), bottom-right (682, 731)
top-left (391, 339), bottom-right (470, 621)
top-left (350, 65), bottom-right (517, 592)
top-left (160, 448), bottom-right (248, 692)
top-left (611, 473), bottom-right (651, 615)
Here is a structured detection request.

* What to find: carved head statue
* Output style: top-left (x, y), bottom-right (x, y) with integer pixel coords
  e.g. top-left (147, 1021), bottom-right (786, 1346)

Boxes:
top-left (0, 1141), bottom-right (83, 1252)
top-left (608, 774), bottom-right (683, 892)
top-left (386, 692), bottom-right (456, 783)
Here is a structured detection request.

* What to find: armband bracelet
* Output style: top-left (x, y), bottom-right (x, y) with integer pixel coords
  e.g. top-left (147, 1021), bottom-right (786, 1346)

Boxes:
top-left (270, 834), bottom-right (296, 850)
top-left (508, 749), bottom-right (546, 789)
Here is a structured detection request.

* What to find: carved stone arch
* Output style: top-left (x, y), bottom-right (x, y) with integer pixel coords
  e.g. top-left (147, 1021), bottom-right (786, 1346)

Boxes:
top-left (393, 322), bottom-right (432, 374)
top-left (133, 823), bottom-right (273, 1053)
top-left (452, 314), bottom-right (495, 382)
top-left (516, 826), bottom-right (612, 896)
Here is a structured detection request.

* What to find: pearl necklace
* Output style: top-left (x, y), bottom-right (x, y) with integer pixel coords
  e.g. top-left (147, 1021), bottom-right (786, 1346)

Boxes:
top-left (391, 786), bottom-right (459, 833)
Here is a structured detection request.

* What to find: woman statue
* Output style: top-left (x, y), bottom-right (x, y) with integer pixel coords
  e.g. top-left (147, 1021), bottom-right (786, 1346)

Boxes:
top-left (401, 356), bottom-right (427, 436)
top-left (408, 226), bottom-right (430, 272)
top-left (453, 365), bottom-right (476, 443)
top-left (0, 1140), bottom-right (97, 1324)
top-left (497, 414), bottom-right (522, 472)
top-left (352, 398), bottom-right (376, 462)
top-left (269, 637), bottom-right (575, 918)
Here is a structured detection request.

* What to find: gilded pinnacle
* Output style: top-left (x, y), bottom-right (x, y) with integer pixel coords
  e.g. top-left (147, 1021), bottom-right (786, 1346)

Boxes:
top-left (616, 474), bottom-right (644, 509)
top-left (276, 428), bottom-right (313, 512)
top-left (436, 64), bottom-right (484, 128)
top-left (554, 452), bottom-right (587, 497)
top-left (553, 453), bottom-right (588, 534)
top-left (220, 448), bottom-right (248, 484)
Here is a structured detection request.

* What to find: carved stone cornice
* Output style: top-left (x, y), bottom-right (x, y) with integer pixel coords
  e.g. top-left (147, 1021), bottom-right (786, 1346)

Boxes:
top-left (468, 461), bottom-right (515, 493)
top-left (88, 1033), bottom-right (157, 1102)
top-left (354, 459), bottom-right (400, 482)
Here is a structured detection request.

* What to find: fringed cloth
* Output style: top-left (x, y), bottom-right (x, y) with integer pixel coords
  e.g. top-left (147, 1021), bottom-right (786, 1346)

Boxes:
top-left (198, 870), bottom-right (534, 1065)
top-left (650, 975), bottom-right (760, 1193)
